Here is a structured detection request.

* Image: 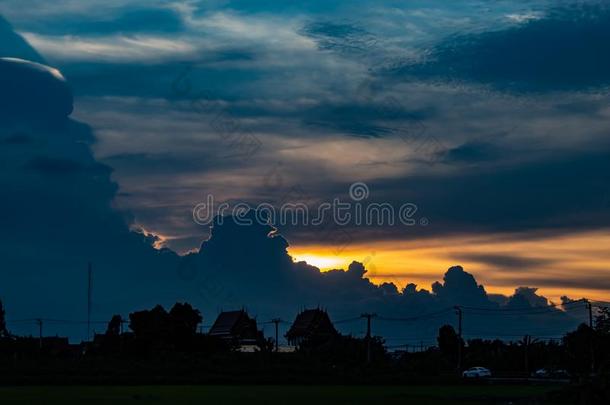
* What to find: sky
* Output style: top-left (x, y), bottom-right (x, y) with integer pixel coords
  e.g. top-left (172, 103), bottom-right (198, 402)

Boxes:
top-left (1, 0), bottom-right (610, 341)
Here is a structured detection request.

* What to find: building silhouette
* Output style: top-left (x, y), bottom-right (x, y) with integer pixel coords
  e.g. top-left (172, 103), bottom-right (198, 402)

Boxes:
top-left (286, 308), bottom-right (338, 346)
top-left (209, 310), bottom-right (260, 344)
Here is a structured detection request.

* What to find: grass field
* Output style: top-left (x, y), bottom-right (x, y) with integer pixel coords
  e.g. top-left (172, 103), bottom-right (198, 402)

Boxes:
top-left (0, 384), bottom-right (570, 404)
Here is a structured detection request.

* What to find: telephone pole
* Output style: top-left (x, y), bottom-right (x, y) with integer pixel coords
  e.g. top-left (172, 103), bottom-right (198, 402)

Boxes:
top-left (271, 318), bottom-right (281, 352)
top-left (455, 306), bottom-right (463, 373)
top-left (361, 313), bottom-right (377, 364)
top-left (87, 262), bottom-right (93, 342)
top-left (585, 299), bottom-right (595, 373)
top-left (586, 299), bottom-right (593, 328)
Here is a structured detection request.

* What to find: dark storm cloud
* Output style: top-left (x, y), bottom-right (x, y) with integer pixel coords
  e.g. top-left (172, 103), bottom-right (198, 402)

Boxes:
top-left (0, 57), bottom-right (73, 121)
top-left (176, 212), bottom-right (584, 340)
top-left (0, 16), bottom-right (43, 62)
top-left (275, 145), bottom-right (610, 245)
top-left (62, 61), bottom-right (265, 99)
top-left (452, 253), bottom-right (556, 270)
top-left (0, 54), bottom-right (183, 340)
top-left (301, 102), bottom-right (436, 138)
top-left (1, 2), bottom-right (608, 338)
top-left (25, 156), bottom-right (88, 174)
top-left (399, 3), bottom-right (610, 91)
top-left (501, 276), bottom-right (610, 292)
top-left (18, 1), bottom-right (608, 258)
top-left (1, 133), bottom-right (33, 145)
top-left (0, 1), bottom-right (188, 35)
top-left (390, 148), bottom-right (610, 234)
top-left (103, 152), bottom-right (216, 176)
top-left (441, 141), bottom-right (503, 164)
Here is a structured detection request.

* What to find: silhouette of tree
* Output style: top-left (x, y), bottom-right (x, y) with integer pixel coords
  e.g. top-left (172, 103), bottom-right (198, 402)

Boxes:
top-left (437, 324), bottom-right (461, 361)
top-left (127, 303), bottom-right (203, 353)
top-left (168, 302), bottom-right (202, 350)
top-left (593, 307), bottom-right (610, 382)
top-left (564, 323), bottom-right (595, 374)
top-left (169, 302), bottom-right (202, 335)
top-left (518, 335), bottom-right (539, 376)
top-left (595, 307), bottom-right (610, 335)
top-left (105, 315), bottom-right (123, 336)
top-left (0, 299), bottom-right (8, 337)
top-left (129, 305), bottom-right (171, 341)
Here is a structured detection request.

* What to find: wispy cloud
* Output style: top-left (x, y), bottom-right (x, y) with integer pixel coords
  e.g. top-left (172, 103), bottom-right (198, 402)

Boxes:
top-left (22, 32), bottom-right (197, 62)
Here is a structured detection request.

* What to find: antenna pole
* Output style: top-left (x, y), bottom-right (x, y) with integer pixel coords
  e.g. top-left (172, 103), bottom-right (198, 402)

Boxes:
top-left (87, 262), bottom-right (93, 341)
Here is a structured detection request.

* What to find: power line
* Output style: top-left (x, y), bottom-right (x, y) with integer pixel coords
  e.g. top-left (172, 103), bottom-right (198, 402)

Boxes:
top-left (462, 333), bottom-right (564, 339)
top-left (461, 299), bottom-right (588, 314)
top-left (377, 307), bottom-right (454, 322)
top-left (333, 316), bottom-right (362, 324)
top-left (6, 318), bottom-right (109, 325)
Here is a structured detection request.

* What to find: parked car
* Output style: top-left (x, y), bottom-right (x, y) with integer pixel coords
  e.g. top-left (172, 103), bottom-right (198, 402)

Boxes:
top-left (462, 367), bottom-right (492, 378)
top-left (533, 368), bottom-right (570, 379)
top-left (534, 368), bottom-right (551, 378)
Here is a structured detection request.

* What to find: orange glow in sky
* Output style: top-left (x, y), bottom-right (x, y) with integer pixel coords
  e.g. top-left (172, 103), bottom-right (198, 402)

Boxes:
top-left (289, 230), bottom-right (610, 303)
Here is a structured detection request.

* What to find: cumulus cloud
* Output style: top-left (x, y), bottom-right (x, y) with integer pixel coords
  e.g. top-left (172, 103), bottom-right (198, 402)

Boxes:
top-left (175, 211), bottom-right (585, 341)
top-left (0, 56), bottom-right (182, 340)
top-left (1, 1), bottom-right (608, 340)
top-left (0, 16), bottom-right (43, 62)
top-left (0, 57), bottom-right (73, 121)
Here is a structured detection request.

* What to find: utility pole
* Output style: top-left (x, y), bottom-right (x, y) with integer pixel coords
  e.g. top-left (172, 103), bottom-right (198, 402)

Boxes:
top-left (455, 306), bottom-right (463, 373)
top-left (361, 313), bottom-right (377, 364)
top-left (586, 299), bottom-right (593, 328)
top-left (585, 299), bottom-right (595, 373)
top-left (271, 318), bottom-right (281, 352)
top-left (87, 262), bottom-right (93, 342)
top-left (36, 318), bottom-right (43, 349)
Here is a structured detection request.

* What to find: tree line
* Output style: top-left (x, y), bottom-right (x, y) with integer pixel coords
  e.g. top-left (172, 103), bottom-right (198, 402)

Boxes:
top-left (0, 299), bottom-right (609, 400)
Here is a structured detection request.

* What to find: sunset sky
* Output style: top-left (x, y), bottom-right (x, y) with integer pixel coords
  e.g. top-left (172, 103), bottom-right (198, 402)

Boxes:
top-left (289, 230), bottom-right (610, 303)
top-left (2, 0), bottom-right (610, 334)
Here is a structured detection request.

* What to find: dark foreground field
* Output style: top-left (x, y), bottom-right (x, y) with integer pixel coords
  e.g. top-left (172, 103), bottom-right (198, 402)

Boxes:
top-left (0, 384), bottom-right (573, 404)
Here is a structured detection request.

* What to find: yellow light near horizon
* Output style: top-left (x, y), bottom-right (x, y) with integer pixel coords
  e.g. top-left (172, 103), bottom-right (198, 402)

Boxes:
top-left (288, 230), bottom-right (610, 304)
top-left (291, 253), bottom-right (350, 270)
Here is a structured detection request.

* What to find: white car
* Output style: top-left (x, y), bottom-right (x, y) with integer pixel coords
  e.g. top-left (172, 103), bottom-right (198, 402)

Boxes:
top-left (462, 367), bottom-right (492, 378)
top-left (534, 368), bottom-right (551, 378)
top-left (533, 368), bottom-right (570, 379)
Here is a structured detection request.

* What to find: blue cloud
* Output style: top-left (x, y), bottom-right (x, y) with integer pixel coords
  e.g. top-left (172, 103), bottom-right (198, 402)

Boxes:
top-left (0, 16), bottom-right (43, 62)
top-left (399, 4), bottom-right (610, 91)
top-left (0, 57), bottom-right (73, 122)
